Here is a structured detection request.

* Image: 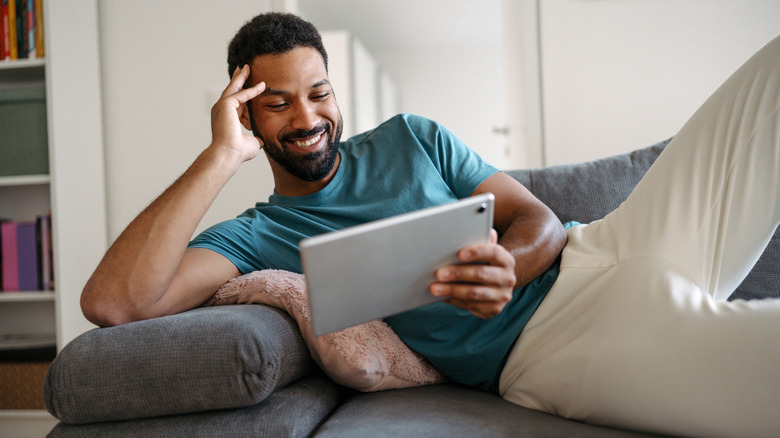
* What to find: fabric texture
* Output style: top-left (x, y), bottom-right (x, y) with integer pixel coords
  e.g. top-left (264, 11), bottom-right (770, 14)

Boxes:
top-left (47, 372), bottom-right (339, 438)
top-left (44, 305), bottom-right (315, 424)
top-left (206, 269), bottom-right (446, 391)
top-left (315, 383), bottom-right (658, 438)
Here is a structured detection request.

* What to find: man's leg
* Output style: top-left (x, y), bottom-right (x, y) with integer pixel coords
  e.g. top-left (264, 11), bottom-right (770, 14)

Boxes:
top-left (500, 35), bottom-right (780, 437)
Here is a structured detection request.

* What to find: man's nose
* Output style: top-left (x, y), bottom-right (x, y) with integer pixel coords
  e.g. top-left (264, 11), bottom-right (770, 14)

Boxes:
top-left (290, 101), bottom-right (319, 131)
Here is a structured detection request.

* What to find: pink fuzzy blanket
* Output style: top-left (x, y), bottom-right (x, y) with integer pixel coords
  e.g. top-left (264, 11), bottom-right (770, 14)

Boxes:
top-left (206, 269), bottom-right (445, 392)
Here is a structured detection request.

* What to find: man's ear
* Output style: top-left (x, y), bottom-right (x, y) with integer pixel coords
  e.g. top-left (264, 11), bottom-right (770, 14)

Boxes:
top-left (239, 102), bottom-right (254, 132)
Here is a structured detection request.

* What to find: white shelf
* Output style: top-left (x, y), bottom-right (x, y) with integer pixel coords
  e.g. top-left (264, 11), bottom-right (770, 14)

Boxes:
top-left (0, 175), bottom-right (50, 187)
top-left (0, 59), bottom-right (46, 70)
top-left (0, 332), bottom-right (56, 349)
top-left (0, 292), bottom-right (56, 303)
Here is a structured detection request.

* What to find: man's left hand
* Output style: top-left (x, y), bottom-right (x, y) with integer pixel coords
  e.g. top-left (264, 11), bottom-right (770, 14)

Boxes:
top-left (430, 229), bottom-right (517, 318)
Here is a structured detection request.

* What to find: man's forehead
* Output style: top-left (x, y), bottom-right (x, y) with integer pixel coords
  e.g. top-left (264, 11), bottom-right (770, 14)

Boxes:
top-left (250, 47), bottom-right (326, 75)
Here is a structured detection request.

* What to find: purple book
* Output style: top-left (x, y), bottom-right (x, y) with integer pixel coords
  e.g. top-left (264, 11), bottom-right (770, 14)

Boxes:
top-left (17, 221), bottom-right (40, 291)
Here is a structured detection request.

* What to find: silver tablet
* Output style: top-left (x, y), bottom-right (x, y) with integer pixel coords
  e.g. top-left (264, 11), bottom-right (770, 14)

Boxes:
top-left (300, 193), bottom-right (495, 335)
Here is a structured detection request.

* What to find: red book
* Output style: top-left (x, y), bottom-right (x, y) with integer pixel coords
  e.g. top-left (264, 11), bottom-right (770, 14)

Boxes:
top-left (17, 221), bottom-right (39, 290)
top-left (1, 221), bottom-right (20, 291)
top-left (1, 0), bottom-right (9, 60)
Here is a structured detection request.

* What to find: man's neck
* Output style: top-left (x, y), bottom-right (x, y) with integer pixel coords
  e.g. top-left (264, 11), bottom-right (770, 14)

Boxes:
top-left (269, 152), bottom-right (341, 197)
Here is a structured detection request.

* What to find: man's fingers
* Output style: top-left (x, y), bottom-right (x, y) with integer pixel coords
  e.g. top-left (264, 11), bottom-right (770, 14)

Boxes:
top-left (220, 65), bottom-right (266, 103)
top-left (221, 64), bottom-right (249, 98)
top-left (431, 281), bottom-right (513, 319)
top-left (435, 264), bottom-right (515, 289)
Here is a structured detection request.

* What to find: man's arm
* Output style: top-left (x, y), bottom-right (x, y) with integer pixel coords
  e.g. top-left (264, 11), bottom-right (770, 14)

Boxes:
top-left (81, 65), bottom-right (266, 327)
top-left (430, 171), bottom-right (567, 318)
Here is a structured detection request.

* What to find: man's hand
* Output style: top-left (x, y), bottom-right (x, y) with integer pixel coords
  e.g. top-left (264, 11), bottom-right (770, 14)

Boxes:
top-left (430, 229), bottom-right (517, 318)
top-left (210, 64), bottom-right (266, 163)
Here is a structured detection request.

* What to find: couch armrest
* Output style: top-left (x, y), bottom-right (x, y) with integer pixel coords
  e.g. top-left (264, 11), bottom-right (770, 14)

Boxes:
top-left (44, 305), bottom-right (314, 424)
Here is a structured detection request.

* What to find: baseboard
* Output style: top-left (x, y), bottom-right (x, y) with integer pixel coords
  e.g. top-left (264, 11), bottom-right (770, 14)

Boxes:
top-left (0, 409), bottom-right (58, 438)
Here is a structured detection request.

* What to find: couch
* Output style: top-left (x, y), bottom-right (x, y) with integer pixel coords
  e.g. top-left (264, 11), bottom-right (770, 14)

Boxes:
top-left (43, 139), bottom-right (780, 437)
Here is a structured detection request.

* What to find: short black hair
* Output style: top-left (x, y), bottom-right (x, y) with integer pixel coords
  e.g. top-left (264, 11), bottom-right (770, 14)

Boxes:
top-left (227, 12), bottom-right (328, 78)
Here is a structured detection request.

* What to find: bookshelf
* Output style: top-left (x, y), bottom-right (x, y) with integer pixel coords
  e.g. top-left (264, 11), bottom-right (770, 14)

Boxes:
top-left (0, 0), bottom-right (107, 424)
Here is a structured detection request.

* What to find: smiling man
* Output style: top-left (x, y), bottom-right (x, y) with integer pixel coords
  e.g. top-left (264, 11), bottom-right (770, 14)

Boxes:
top-left (81, 12), bottom-right (564, 371)
top-left (80, 11), bottom-right (780, 438)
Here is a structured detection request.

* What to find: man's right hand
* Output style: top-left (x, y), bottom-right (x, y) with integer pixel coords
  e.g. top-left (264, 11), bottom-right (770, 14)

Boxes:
top-left (210, 64), bottom-right (266, 164)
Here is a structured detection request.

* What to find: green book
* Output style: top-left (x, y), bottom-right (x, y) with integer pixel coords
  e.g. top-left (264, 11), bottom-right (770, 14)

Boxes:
top-left (0, 85), bottom-right (49, 177)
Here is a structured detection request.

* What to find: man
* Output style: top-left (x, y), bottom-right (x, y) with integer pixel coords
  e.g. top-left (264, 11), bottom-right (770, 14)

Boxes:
top-left (82, 12), bottom-right (780, 437)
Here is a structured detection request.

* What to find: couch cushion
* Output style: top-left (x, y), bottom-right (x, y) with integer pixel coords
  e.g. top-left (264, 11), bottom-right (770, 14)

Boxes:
top-left (505, 139), bottom-right (779, 301)
top-left (44, 305), bottom-right (315, 424)
top-left (505, 140), bottom-right (670, 225)
top-left (314, 383), bottom-right (658, 437)
top-left (48, 372), bottom-right (339, 438)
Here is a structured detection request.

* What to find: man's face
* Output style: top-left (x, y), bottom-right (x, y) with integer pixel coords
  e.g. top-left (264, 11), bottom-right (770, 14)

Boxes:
top-left (244, 47), bottom-right (343, 182)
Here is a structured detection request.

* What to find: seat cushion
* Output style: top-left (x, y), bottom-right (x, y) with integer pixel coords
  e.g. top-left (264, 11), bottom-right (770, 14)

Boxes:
top-left (314, 383), bottom-right (659, 437)
top-left (48, 372), bottom-right (339, 438)
top-left (45, 305), bottom-right (315, 424)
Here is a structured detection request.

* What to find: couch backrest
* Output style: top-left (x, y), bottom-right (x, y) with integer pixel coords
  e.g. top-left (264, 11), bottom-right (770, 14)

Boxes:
top-left (504, 139), bottom-right (779, 301)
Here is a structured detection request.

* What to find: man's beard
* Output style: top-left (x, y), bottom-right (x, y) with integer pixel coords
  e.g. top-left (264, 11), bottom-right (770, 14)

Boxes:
top-left (250, 112), bottom-right (343, 182)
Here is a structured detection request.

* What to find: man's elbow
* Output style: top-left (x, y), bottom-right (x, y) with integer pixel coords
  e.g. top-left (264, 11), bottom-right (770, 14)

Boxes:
top-left (80, 279), bottom-right (138, 327)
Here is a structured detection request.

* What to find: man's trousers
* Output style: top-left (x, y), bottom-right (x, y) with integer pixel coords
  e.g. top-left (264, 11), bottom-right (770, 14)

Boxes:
top-left (499, 35), bottom-right (780, 438)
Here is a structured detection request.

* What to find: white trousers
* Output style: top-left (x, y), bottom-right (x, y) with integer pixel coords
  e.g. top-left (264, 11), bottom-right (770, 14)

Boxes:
top-left (499, 36), bottom-right (780, 438)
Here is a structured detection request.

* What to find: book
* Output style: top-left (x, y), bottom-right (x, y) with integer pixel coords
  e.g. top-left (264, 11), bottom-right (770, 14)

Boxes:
top-left (36, 213), bottom-right (52, 291)
top-left (16, 221), bottom-right (39, 290)
top-left (0, 86), bottom-right (49, 177)
top-left (6, 0), bottom-right (14, 60)
top-left (14, 0), bottom-right (21, 59)
top-left (24, 0), bottom-right (32, 59)
top-left (1, 0), bottom-right (9, 60)
top-left (1, 221), bottom-right (19, 291)
top-left (33, 0), bottom-right (41, 58)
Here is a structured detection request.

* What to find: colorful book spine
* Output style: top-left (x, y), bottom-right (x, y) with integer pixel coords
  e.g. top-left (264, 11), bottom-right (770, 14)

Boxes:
top-left (0, 0), bottom-right (43, 61)
top-left (25, 0), bottom-right (33, 58)
top-left (1, 0), bottom-right (9, 60)
top-left (1, 221), bottom-right (20, 291)
top-left (36, 213), bottom-right (52, 291)
top-left (14, 0), bottom-right (21, 59)
top-left (17, 221), bottom-right (39, 290)
top-left (33, 0), bottom-right (41, 57)
top-left (6, 0), bottom-right (15, 60)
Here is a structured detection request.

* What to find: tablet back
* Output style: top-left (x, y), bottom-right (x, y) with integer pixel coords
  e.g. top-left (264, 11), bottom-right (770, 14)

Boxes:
top-left (300, 193), bottom-right (494, 335)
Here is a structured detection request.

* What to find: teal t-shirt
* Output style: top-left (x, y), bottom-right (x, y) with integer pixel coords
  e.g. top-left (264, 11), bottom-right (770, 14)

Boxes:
top-left (189, 113), bottom-right (559, 393)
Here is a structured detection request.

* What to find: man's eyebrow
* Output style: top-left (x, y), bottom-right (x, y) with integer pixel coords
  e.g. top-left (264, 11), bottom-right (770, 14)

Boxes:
top-left (260, 79), bottom-right (331, 97)
top-left (311, 79), bottom-right (330, 89)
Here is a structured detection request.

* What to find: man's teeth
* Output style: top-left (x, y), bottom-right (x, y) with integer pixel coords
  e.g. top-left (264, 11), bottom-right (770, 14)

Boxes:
top-left (292, 133), bottom-right (322, 147)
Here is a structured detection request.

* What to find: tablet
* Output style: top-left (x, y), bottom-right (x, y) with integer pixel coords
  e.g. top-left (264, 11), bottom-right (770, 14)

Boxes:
top-left (300, 193), bottom-right (495, 335)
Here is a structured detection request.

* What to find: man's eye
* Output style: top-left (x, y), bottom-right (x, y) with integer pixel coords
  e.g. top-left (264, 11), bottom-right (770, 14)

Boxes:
top-left (312, 93), bottom-right (330, 101)
top-left (267, 103), bottom-right (288, 110)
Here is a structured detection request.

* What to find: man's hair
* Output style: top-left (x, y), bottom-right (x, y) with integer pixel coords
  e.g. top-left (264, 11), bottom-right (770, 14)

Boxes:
top-left (227, 12), bottom-right (328, 78)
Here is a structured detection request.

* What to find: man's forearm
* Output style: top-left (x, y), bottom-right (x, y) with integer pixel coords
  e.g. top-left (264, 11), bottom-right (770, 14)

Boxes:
top-left (500, 211), bottom-right (567, 289)
top-left (81, 146), bottom-right (242, 325)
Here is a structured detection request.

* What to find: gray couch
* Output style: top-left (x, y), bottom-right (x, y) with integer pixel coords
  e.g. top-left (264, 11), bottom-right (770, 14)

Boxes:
top-left (44, 139), bottom-right (780, 437)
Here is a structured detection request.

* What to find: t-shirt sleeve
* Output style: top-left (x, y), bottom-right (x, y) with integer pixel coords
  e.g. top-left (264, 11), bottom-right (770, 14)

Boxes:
top-left (404, 114), bottom-right (500, 198)
top-left (188, 215), bottom-right (261, 275)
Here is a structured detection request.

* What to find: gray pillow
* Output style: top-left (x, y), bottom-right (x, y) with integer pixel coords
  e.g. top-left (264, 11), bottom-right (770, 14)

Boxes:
top-left (44, 305), bottom-right (315, 424)
top-left (505, 139), bottom-right (669, 224)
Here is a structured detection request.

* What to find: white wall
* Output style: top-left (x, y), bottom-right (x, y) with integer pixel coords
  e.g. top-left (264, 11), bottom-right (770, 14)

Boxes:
top-left (99, 0), bottom-right (280, 242)
top-left (377, 46), bottom-right (508, 169)
top-left (537, 0), bottom-right (780, 166)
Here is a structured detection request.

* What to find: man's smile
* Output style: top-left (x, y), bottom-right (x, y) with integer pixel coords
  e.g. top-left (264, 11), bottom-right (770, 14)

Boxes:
top-left (290, 132), bottom-right (324, 148)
